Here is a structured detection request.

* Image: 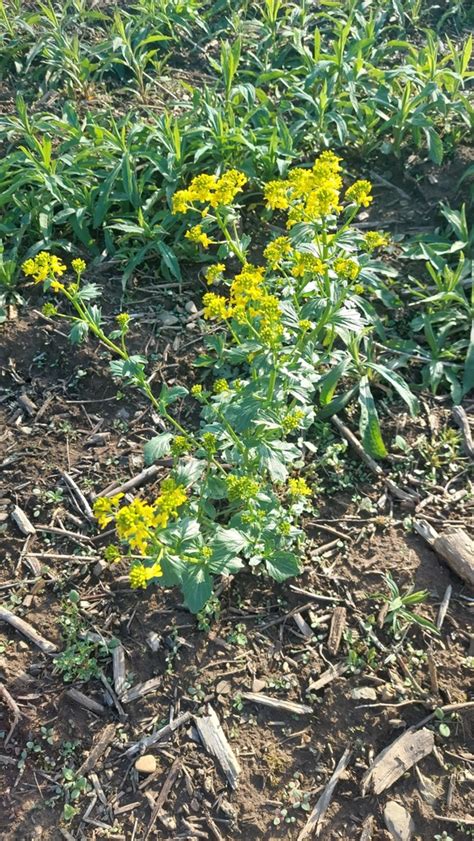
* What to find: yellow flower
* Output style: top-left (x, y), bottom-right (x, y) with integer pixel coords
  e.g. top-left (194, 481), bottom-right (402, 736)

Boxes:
top-left (22, 252), bottom-right (67, 284)
top-left (333, 257), bottom-right (360, 281)
top-left (291, 252), bottom-right (325, 278)
top-left (264, 236), bottom-right (292, 269)
top-left (185, 224), bottom-right (212, 248)
top-left (205, 263), bottom-right (226, 285)
top-left (299, 319), bottom-right (312, 331)
top-left (71, 258), bottom-right (86, 275)
top-left (202, 292), bottom-right (231, 321)
top-left (116, 312), bottom-right (130, 329)
top-left (264, 180), bottom-right (290, 210)
top-left (50, 280), bottom-right (65, 293)
top-left (93, 493), bottom-right (125, 529)
top-left (210, 170), bottom-right (247, 207)
top-left (42, 303), bottom-right (58, 317)
top-left (129, 561), bottom-right (163, 589)
top-left (172, 170), bottom-right (246, 214)
top-left (363, 231), bottom-right (389, 251)
top-left (191, 384), bottom-right (203, 397)
top-left (282, 410), bottom-right (304, 433)
top-left (288, 477), bottom-right (312, 497)
top-left (172, 188), bottom-right (193, 214)
top-left (345, 179), bottom-right (373, 207)
top-left (213, 378), bottom-right (229, 394)
top-left (153, 478), bottom-right (187, 528)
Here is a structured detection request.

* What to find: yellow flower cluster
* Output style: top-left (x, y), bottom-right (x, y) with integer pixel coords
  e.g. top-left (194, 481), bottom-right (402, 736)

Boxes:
top-left (288, 477), bottom-right (312, 498)
top-left (203, 264), bottom-right (283, 346)
top-left (93, 480), bottom-right (186, 555)
top-left (363, 231), bottom-right (389, 251)
top-left (213, 378), bottom-right (229, 394)
top-left (264, 236), bottom-right (292, 269)
top-left (71, 258), bottom-right (86, 275)
top-left (93, 493), bottom-right (125, 529)
top-left (227, 474), bottom-right (260, 502)
top-left (264, 151), bottom-right (343, 226)
top-left (172, 170), bottom-right (247, 214)
top-left (130, 561), bottom-right (163, 589)
top-left (205, 263), bottom-right (226, 285)
top-left (22, 252), bottom-right (67, 284)
top-left (291, 252), bottom-right (325, 278)
top-left (185, 224), bottom-right (212, 248)
top-left (345, 179), bottom-right (373, 207)
top-left (333, 257), bottom-right (360, 281)
top-left (282, 409), bottom-right (304, 433)
top-left (203, 292), bottom-right (230, 320)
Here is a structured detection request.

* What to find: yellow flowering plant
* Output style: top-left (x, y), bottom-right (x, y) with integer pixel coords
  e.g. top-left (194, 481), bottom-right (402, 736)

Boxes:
top-left (22, 154), bottom-right (418, 611)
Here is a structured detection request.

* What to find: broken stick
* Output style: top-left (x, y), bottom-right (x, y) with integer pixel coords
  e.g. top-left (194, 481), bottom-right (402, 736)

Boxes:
top-left (195, 705), bottom-right (241, 789)
top-left (240, 692), bottom-right (312, 715)
top-left (297, 747), bottom-right (352, 839)
top-left (0, 607), bottom-right (58, 654)
top-left (0, 683), bottom-right (21, 746)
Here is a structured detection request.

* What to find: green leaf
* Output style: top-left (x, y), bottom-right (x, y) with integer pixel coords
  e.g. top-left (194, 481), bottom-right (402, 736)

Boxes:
top-left (358, 377), bottom-right (387, 459)
top-left (424, 127), bottom-right (444, 165)
top-left (210, 528), bottom-right (248, 564)
top-left (369, 363), bottom-right (419, 416)
top-left (265, 551), bottom-right (301, 583)
top-left (463, 319), bottom-right (474, 397)
top-left (158, 383), bottom-right (188, 410)
top-left (174, 457), bottom-right (205, 487)
top-left (319, 357), bottom-right (351, 405)
top-left (181, 565), bottom-right (213, 613)
top-left (144, 433), bottom-right (172, 465)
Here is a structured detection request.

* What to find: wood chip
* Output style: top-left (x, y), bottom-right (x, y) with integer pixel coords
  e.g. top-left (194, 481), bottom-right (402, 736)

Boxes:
top-left (240, 692), bottom-right (312, 715)
top-left (195, 705), bottom-right (241, 789)
top-left (124, 710), bottom-right (192, 757)
top-left (11, 505), bottom-right (36, 536)
top-left (144, 757), bottom-right (182, 840)
top-left (452, 405), bottom-right (474, 457)
top-left (414, 520), bottom-right (474, 587)
top-left (0, 607), bottom-right (58, 654)
top-left (362, 728), bottom-right (434, 795)
top-left (112, 644), bottom-right (127, 698)
top-left (60, 470), bottom-right (95, 521)
top-left (293, 612), bottom-right (313, 638)
top-left (76, 723), bottom-right (116, 777)
top-left (297, 748), bottom-right (352, 839)
top-left (308, 662), bottom-right (349, 692)
top-left (66, 688), bottom-right (106, 715)
top-left (436, 584), bottom-right (452, 630)
top-left (360, 815), bottom-right (375, 841)
top-left (0, 682), bottom-right (21, 745)
top-left (17, 394), bottom-right (37, 416)
top-left (327, 607), bottom-right (346, 655)
top-left (121, 676), bottom-right (161, 703)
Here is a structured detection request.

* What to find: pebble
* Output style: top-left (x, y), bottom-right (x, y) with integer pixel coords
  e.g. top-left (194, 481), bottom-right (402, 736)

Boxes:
top-left (384, 800), bottom-right (415, 841)
top-left (159, 311), bottom-right (179, 326)
top-left (351, 686), bottom-right (377, 701)
top-left (185, 300), bottom-right (198, 314)
top-left (135, 754), bottom-right (157, 775)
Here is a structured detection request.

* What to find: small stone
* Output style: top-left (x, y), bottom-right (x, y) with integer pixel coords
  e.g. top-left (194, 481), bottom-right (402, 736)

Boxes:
top-left (93, 560), bottom-right (107, 577)
top-left (159, 311), bottom-right (179, 326)
top-left (135, 754), bottom-right (157, 775)
top-left (384, 800), bottom-right (415, 841)
top-left (351, 686), bottom-right (377, 701)
top-left (185, 300), bottom-right (198, 314)
top-left (252, 678), bottom-right (266, 693)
